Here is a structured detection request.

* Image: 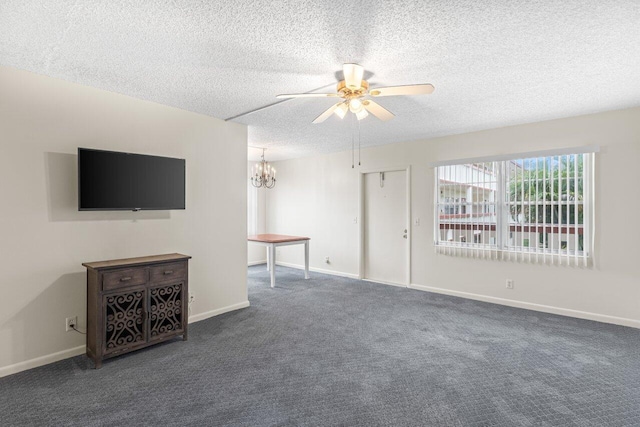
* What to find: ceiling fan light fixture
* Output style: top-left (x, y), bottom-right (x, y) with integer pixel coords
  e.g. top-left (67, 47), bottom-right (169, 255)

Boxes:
top-left (355, 108), bottom-right (368, 120)
top-left (275, 63), bottom-right (434, 125)
top-left (349, 98), bottom-right (363, 113)
top-left (334, 102), bottom-right (348, 119)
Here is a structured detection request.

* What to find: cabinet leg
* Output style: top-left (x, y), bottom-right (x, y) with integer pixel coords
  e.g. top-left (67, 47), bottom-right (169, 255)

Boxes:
top-left (94, 359), bottom-right (102, 369)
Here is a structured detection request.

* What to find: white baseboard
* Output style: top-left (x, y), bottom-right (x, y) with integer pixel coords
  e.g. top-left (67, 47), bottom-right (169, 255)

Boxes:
top-left (189, 300), bottom-right (250, 323)
top-left (0, 301), bottom-right (251, 379)
top-left (0, 345), bottom-right (86, 379)
top-left (248, 260), bottom-right (266, 266)
top-left (408, 283), bottom-right (640, 329)
top-left (363, 278), bottom-right (407, 288)
top-left (275, 261), bottom-right (360, 279)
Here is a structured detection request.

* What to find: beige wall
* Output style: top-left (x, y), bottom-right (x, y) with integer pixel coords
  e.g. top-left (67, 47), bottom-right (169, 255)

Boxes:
top-left (267, 107), bottom-right (640, 326)
top-left (0, 66), bottom-right (249, 375)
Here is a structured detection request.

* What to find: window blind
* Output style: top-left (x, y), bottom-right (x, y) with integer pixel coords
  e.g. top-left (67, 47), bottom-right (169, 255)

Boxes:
top-left (434, 151), bottom-right (594, 266)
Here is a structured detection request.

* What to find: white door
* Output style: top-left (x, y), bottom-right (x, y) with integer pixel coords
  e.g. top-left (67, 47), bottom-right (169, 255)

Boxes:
top-left (363, 170), bottom-right (408, 286)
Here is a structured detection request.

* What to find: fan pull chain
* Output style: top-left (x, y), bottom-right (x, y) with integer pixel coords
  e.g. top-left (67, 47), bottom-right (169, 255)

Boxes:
top-left (351, 112), bottom-right (355, 168)
top-left (358, 116), bottom-right (361, 166)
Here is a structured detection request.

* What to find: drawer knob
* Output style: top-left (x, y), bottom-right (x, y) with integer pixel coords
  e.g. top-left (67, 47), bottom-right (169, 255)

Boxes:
top-left (120, 276), bottom-right (132, 281)
top-left (163, 270), bottom-right (174, 275)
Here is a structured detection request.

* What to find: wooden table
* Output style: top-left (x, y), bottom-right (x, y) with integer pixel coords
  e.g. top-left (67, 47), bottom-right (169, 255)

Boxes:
top-left (248, 234), bottom-right (310, 288)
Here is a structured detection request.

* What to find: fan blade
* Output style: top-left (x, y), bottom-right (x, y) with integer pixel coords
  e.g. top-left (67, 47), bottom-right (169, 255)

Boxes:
top-left (343, 63), bottom-right (364, 89)
top-left (362, 100), bottom-right (395, 121)
top-left (276, 93), bottom-right (338, 99)
top-left (369, 84), bottom-right (435, 97)
top-left (312, 103), bottom-right (342, 124)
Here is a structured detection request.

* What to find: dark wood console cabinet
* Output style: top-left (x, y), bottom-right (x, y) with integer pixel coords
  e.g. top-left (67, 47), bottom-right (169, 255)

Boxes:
top-left (83, 253), bottom-right (191, 368)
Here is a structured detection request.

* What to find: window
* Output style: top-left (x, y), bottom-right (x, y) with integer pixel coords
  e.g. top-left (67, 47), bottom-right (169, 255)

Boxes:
top-left (434, 149), bottom-right (595, 266)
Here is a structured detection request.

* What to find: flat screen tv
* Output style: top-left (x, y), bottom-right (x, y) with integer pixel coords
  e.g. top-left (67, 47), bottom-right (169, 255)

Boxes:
top-left (78, 148), bottom-right (186, 211)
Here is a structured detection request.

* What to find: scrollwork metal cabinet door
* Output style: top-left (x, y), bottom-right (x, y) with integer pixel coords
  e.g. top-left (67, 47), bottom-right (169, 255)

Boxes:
top-left (148, 282), bottom-right (185, 341)
top-left (102, 287), bottom-right (147, 355)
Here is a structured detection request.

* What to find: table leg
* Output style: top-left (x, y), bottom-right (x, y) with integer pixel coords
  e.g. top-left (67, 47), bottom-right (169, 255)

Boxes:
top-left (266, 246), bottom-right (270, 271)
top-left (269, 244), bottom-right (276, 288)
top-left (304, 240), bottom-right (310, 279)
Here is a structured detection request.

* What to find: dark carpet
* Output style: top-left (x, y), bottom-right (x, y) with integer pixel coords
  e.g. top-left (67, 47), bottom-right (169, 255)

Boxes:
top-left (1, 265), bottom-right (640, 426)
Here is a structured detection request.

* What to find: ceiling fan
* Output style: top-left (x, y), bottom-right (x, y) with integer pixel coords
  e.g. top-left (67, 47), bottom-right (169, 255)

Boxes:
top-left (276, 63), bottom-right (434, 124)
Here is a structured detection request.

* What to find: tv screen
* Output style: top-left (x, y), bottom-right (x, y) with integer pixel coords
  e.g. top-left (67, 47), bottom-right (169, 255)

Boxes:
top-left (78, 148), bottom-right (186, 211)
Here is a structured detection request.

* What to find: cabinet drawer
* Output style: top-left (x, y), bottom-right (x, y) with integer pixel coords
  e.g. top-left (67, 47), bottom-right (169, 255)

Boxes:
top-left (102, 268), bottom-right (148, 291)
top-left (150, 262), bottom-right (187, 283)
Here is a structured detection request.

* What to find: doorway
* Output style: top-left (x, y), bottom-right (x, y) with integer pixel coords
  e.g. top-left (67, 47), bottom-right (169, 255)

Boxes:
top-left (361, 168), bottom-right (410, 286)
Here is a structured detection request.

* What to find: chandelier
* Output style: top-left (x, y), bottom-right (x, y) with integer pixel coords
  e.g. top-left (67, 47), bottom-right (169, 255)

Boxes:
top-left (250, 148), bottom-right (276, 189)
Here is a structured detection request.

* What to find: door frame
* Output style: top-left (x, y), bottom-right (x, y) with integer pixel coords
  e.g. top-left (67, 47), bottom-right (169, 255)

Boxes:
top-left (358, 165), bottom-right (412, 287)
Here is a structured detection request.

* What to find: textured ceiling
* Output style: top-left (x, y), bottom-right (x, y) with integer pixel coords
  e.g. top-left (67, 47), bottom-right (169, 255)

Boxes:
top-left (2, 1), bottom-right (639, 161)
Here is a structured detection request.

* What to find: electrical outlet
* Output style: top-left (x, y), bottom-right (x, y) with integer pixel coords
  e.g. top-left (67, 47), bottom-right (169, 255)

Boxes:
top-left (506, 279), bottom-right (514, 289)
top-left (353, 217), bottom-right (358, 224)
top-left (65, 316), bottom-right (77, 332)
top-left (325, 256), bottom-right (330, 264)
